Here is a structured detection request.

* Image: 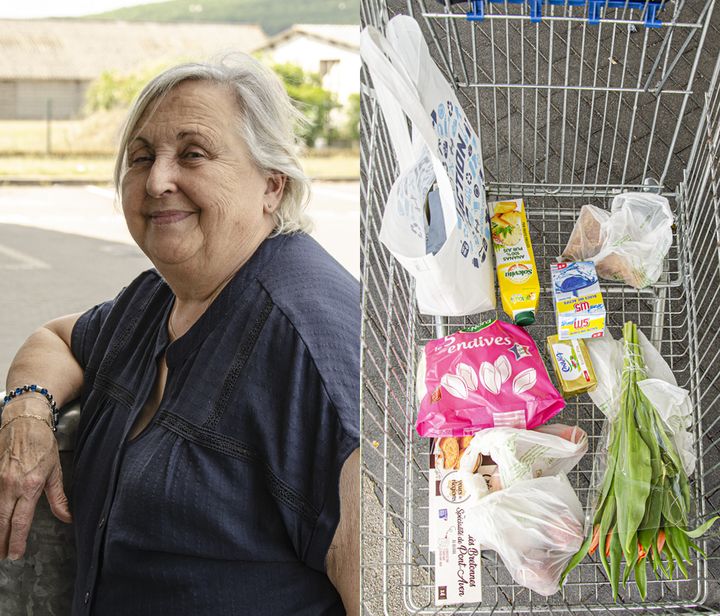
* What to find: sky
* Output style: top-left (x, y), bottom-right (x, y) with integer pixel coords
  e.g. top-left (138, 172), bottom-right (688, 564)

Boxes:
top-left (0, 0), bottom-right (167, 18)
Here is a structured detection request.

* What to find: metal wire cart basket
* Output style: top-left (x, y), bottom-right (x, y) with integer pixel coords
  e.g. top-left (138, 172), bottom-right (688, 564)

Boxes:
top-left (360, 0), bottom-right (720, 613)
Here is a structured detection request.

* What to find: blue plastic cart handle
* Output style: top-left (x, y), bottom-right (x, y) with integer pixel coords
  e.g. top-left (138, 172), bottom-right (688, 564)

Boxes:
top-left (439, 1), bottom-right (664, 27)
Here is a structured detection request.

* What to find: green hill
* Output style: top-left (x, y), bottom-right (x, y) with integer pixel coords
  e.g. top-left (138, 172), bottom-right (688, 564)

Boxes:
top-left (83, 0), bottom-right (359, 34)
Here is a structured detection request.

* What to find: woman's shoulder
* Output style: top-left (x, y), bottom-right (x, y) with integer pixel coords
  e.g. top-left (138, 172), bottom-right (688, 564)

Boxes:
top-left (257, 234), bottom-right (360, 432)
top-left (259, 233), bottom-right (359, 326)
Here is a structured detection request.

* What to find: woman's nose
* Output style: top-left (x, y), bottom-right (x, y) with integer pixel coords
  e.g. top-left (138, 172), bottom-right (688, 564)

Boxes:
top-left (145, 157), bottom-right (178, 198)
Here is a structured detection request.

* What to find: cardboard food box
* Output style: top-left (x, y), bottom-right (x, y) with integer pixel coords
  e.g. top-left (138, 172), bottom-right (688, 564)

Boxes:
top-left (550, 261), bottom-right (606, 339)
top-left (429, 437), bottom-right (492, 605)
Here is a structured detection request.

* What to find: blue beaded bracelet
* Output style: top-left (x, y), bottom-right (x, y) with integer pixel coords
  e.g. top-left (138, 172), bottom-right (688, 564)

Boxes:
top-left (2, 385), bottom-right (58, 432)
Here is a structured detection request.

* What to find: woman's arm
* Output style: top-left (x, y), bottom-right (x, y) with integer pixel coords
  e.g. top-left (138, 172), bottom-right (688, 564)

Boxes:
top-left (0, 313), bottom-right (84, 560)
top-left (326, 448), bottom-right (359, 616)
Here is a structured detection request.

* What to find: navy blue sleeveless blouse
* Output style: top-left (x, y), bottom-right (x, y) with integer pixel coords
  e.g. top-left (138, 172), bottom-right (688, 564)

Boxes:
top-left (68, 233), bottom-right (360, 615)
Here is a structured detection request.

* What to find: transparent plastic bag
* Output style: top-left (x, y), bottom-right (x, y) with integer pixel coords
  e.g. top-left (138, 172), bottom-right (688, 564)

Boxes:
top-left (455, 425), bottom-right (587, 595)
top-left (562, 193), bottom-right (673, 289)
top-left (465, 474), bottom-right (584, 596)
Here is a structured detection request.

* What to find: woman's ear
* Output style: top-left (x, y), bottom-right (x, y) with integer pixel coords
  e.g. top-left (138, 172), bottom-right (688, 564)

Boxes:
top-left (263, 173), bottom-right (286, 213)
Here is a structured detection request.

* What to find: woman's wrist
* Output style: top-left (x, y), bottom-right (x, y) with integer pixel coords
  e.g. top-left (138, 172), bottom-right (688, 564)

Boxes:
top-left (1, 393), bottom-right (54, 425)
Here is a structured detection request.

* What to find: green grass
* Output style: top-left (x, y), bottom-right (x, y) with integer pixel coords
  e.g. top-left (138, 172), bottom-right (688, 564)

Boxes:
top-left (0, 117), bottom-right (358, 180)
top-left (0, 153), bottom-right (359, 181)
top-left (0, 113), bottom-right (125, 156)
top-left (81, 0), bottom-right (359, 35)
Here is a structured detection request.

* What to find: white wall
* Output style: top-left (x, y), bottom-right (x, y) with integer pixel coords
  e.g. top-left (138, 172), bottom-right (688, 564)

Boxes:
top-left (264, 36), bottom-right (360, 105)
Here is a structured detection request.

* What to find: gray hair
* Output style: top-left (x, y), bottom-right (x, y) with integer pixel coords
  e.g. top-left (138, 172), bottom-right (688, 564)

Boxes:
top-left (114, 53), bottom-right (313, 235)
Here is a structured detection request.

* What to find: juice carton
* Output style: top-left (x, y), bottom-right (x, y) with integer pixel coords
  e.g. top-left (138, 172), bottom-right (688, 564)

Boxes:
top-left (489, 199), bottom-right (539, 326)
top-left (550, 261), bottom-right (606, 339)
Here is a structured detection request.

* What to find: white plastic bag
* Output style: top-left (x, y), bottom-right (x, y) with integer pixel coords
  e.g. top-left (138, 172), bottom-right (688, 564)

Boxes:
top-left (360, 16), bottom-right (496, 315)
top-left (466, 474), bottom-right (584, 596)
top-left (586, 329), bottom-right (696, 475)
top-left (562, 192), bottom-right (673, 289)
top-left (457, 425), bottom-right (587, 491)
top-left (456, 425), bottom-right (587, 595)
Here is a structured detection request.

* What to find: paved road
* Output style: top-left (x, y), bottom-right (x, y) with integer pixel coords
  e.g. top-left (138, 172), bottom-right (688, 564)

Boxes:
top-left (0, 182), bottom-right (359, 380)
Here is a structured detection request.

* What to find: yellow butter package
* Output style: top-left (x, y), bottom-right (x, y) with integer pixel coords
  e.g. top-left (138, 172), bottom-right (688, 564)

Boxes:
top-left (547, 335), bottom-right (597, 396)
top-left (489, 199), bottom-right (539, 326)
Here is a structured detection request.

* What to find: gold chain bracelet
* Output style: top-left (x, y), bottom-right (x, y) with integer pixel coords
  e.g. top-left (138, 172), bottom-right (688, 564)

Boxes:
top-left (0, 414), bottom-right (54, 432)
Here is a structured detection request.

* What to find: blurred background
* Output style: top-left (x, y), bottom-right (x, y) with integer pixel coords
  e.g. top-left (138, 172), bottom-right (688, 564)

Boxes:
top-left (0, 3), bottom-right (359, 613)
top-left (0, 0), bottom-right (360, 381)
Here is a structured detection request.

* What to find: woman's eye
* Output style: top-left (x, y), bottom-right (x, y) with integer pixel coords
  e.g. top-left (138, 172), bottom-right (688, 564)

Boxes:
top-left (183, 150), bottom-right (205, 160)
top-left (129, 154), bottom-right (153, 165)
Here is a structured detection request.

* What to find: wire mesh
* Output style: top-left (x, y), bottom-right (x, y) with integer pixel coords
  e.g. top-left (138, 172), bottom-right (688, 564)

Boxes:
top-left (361, 0), bottom-right (720, 613)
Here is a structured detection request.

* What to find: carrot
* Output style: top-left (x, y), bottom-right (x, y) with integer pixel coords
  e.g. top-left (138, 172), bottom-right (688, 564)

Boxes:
top-left (589, 524), bottom-right (600, 555)
top-left (657, 529), bottom-right (666, 554)
top-left (605, 528), bottom-right (613, 557)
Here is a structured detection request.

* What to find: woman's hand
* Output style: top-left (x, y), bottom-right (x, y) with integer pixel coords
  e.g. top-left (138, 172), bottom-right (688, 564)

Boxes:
top-left (0, 399), bottom-right (72, 560)
top-left (0, 314), bottom-right (83, 560)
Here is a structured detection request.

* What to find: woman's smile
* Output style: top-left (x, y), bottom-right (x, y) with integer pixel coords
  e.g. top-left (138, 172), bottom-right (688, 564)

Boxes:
top-left (149, 210), bottom-right (195, 225)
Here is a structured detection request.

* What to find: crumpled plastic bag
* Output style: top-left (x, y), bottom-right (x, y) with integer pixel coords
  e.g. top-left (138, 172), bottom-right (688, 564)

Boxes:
top-left (465, 474), bottom-right (584, 596)
top-left (562, 192), bottom-right (673, 289)
top-left (455, 425), bottom-right (587, 595)
top-left (457, 424), bottom-right (587, 495)
top-left (586, 329), bottom-right (696, 475)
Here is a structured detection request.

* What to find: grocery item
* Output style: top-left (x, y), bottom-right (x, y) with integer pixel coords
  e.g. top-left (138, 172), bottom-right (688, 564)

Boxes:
top-left (547, 335), bottom-right (597, 396)
top-left (550, 261), bottom-right (606, 339)
top-left (561, 193), bottom-right (673, 289)
top-left (415, 319), bottom-right (565, 436)
top-left (429, 437), bottom-right (487, 605)
top-left (360, 16), bottom-right (496, 316)
top-left (490, 198), bottom-right (540, 326)
top-left (454, 425), bottom-right (588, 596)
top-left (562, 322), bottom-right (718, 601)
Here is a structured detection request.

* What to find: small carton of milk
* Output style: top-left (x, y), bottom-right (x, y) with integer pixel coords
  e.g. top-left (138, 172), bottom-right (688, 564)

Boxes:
top-left (550, 261), bottom-right (606, 340)
top-left (429, 438), bottom-right (487, 605)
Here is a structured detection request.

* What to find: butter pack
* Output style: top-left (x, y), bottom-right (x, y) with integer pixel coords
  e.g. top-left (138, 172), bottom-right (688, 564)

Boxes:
top-left (550, 261), bottom-right (606, 339)
top-left (547, 335), bottom-right (597, 396)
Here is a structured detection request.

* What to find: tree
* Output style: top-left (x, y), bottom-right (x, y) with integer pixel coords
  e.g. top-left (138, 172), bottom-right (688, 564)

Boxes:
top-left (84, 64), bottom-right (171, 113)
top-left (271, 63), bottom-right (338, 147)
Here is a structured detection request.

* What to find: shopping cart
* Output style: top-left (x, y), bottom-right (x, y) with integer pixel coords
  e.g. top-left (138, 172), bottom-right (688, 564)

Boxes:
top-left (360, 0), bottom-right (720, 613)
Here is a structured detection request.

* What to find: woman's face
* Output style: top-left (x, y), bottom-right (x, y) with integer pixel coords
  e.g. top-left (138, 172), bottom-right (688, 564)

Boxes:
top-left (121, 80), bottom-right (281, 276)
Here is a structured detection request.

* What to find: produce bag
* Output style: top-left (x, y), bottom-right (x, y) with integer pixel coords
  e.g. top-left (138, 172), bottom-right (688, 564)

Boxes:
top-left (415, 320), bottom-right (565, 436)
top-left (562, 192), bottom-right (673, 289)
top-left (563, 322), bottom-right (717, 601)
top-left (466, 475), bottom-right (584, 596)
top-left (453, 425), bottom-right (588, 596)
top-left (360, 16), bottom-right (495, 316)
top-left (585, 328), bottom-right (695, 474)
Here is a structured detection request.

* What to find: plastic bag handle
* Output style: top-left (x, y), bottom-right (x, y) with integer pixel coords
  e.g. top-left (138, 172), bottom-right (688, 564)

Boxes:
top-left (360, 25), bottom-right (440, 170)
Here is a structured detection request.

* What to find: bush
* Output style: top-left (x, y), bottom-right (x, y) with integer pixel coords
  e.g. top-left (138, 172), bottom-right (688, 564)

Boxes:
top-left (84, 64), bottom-right (171, 114)
top-left (271, 63), bottom-right (338, 147)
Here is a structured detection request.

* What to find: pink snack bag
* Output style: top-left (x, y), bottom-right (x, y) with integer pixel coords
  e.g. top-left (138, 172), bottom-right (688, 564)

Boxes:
top-left (416, 319), bottom-right (565, 436)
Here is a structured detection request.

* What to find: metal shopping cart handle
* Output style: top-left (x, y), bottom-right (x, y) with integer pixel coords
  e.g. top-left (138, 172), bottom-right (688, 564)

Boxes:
top-left (437, 0), bottom-right (664, 27)
top-left (0, 391), bottom-right (80, 452)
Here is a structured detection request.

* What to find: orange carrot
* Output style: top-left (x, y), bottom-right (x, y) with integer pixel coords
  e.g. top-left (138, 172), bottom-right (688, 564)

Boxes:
top-left (589, 524), bottom-right (600, 555)
top-left (657, 529), bottom-right (666, 554)
top-left (605, 528), bottom-right (613, 557)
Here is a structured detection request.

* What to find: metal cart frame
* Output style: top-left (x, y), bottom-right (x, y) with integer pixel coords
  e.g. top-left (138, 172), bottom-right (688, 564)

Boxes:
top-left (360, 1), bottom-right (720, 613)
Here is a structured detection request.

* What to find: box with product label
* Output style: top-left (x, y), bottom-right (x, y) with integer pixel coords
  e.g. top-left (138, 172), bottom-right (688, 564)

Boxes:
top-left (429, 437), bottom-right (488, 606)
top-left (547, 335), bottom-right (597, 396)
top-left (550, 261), bottom-right (606, 340)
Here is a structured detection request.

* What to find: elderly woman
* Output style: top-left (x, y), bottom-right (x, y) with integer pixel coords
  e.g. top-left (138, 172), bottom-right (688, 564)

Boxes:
top-left (0, 55), bottom-right (359, 615)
